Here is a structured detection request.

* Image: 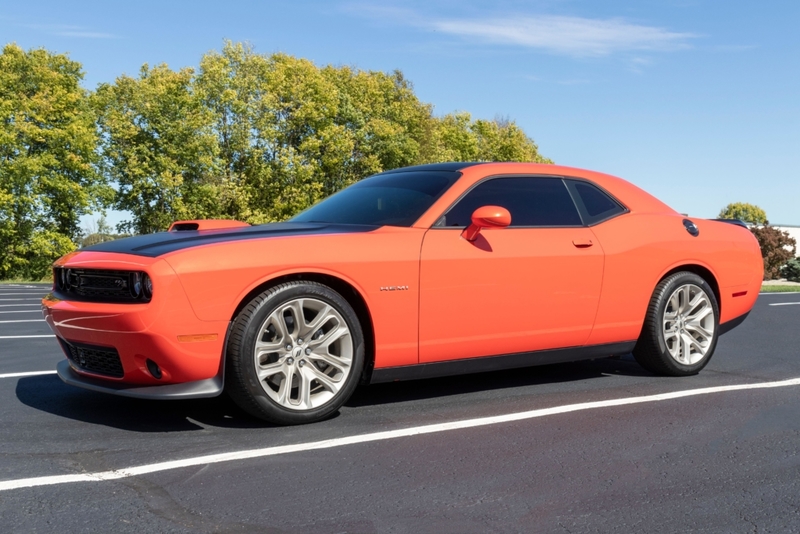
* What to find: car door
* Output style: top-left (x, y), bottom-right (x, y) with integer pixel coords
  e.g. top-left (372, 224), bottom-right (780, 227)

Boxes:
top-left (418, 176), bottom-right (604, 363)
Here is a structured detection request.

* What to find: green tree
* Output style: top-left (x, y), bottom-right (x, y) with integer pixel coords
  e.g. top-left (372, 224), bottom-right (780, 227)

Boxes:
top-left (0, 44), bottom-right (108, 279)
top-left (751, 224), bottom-right (796, 280)
top-left (422, 112), bottom-right (552, 164)
top-left (718, 202), bottom-right (767, 224)
top-left (94, 64), bottom-right (219, 234)
top-left (100, 41), bottom-right (553, 231)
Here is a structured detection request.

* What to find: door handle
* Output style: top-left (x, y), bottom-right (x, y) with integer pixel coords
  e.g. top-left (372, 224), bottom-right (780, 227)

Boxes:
top-left (572, 239), bottom-right (593, 248)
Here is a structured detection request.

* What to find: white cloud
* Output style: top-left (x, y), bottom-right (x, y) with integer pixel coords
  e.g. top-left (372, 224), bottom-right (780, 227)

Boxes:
top-left (430, 15), bottom-right (695, 57)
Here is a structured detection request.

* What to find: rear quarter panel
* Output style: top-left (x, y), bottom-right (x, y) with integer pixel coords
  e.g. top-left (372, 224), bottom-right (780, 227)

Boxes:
top-left (587, 214), bottom-right (762, 345)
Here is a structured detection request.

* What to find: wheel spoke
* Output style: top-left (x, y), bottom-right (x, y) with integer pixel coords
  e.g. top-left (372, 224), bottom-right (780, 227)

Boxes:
top-left (679, 286), bottom-right (692, 314)
top-left (687, 305), bottom-right (713, 324)
top-left (283, 300), bottom-right (305, 337)
top-left (256, 361), bottom-right (284, 381)
top-left (685, 322), bottom-right (712, 340)
top-left (302, 304), bottom-right (332, 338)
top-left (309, 323), bottom-right (349, 350)
top-left (297, 368), bottom-right (312, 408)
top-left (276, 372), bottom-right (293, 405)
top-left (304, 364), bottom-right (340, 391)
top-left (307, 351), bottom-right (350, 373)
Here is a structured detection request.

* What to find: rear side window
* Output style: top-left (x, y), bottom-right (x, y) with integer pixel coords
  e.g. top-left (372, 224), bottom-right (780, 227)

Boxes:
top-left (566, 180), bottom-right (626, 225)
top-left (441, 177), bottom-right (583, 227)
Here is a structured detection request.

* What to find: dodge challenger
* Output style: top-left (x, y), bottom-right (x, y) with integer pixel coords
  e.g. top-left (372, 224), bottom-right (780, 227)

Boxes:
top-left (42, 162), bottom-right (763, 424)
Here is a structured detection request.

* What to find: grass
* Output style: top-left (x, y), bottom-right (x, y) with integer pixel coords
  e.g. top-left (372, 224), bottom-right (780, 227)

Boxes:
top-left (761, 285), bottom-right (800, 293)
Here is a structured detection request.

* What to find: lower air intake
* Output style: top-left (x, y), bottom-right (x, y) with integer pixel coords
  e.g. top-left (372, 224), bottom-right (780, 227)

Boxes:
top-left (59, 339), bottom-right (124, 378)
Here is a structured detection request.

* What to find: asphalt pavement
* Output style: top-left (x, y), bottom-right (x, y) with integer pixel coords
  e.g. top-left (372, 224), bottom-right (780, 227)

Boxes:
top-left (1, 283), bottom-right (799, 533)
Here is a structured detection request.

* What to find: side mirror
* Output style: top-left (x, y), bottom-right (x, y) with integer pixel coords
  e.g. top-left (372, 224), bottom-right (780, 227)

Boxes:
top-left (461, 205), bottom-right (511, 242)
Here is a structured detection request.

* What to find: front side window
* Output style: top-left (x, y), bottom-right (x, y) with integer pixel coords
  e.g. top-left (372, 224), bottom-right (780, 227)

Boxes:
top-left (291, 170), bottom-right (460, 227)
top-left (440, 177), bottom-right (583, 227)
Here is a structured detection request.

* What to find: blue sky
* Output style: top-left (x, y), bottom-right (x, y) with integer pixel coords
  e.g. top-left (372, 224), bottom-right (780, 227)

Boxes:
top-left (3, 0), bottom-right (799, 226)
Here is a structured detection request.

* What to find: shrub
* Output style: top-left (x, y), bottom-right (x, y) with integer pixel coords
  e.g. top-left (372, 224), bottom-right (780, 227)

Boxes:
top-left (783, 257), bottom-right (800, 282)
top-left (751, 224), bottom-right (797, 280)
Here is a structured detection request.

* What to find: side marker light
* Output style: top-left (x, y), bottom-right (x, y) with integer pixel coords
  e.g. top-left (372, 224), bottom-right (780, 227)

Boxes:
top-left (177, 334), bottom-right (219, 343)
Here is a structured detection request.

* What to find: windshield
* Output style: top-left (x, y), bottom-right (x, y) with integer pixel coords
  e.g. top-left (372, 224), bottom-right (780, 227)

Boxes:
top-left (291, 170), bottom-right (460, 227)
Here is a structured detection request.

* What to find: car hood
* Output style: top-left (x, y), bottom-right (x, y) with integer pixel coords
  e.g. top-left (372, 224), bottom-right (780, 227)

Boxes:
top-left (83, 222), bottom-right (380, 258)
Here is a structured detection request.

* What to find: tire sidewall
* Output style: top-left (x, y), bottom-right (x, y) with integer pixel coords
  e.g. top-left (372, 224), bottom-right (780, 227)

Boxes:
top-left (233, 283), bottom-right (364, 424)
top-left (653, 273), bottom-right (720, 374)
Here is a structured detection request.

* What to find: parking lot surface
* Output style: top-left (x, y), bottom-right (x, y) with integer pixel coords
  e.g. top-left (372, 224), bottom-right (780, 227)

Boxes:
top-left (1, 283), bottom-right (799, 533)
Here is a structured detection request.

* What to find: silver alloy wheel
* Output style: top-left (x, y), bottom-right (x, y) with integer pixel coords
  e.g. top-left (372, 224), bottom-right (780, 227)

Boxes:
top-left (662, 283), bottom-right (716, 365)
top-left (252, 297), bottom-right (353, 411)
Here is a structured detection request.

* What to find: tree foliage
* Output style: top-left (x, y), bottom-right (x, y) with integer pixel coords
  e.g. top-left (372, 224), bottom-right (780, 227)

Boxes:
top-left (751, 224), bottom-right (797, 280)
top-left (718, 202), bottom-right (767, 224)
top-left (0, 44), bottom-right (109, 279)
top-left (93, 64), bottom-right (219, 234)
top-left (98, 42), bottom-right (550, 230)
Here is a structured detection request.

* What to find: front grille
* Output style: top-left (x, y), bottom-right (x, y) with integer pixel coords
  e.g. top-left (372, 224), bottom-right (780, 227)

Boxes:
top-left (53, 268), bottom-right (150, 303)
top-left (59, 339), bottom-right (124, 378)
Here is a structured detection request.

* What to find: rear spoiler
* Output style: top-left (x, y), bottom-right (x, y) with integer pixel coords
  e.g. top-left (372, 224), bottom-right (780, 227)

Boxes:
top-left (168, 219), bottom-right (251, 232)
top-left (712, 218), bottom-right (749, 229)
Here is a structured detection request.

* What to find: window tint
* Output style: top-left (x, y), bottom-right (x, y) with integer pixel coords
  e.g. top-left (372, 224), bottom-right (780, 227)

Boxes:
top-left (566, 180), bottom-right (626, 225)
top-left (291, 171), bottom-right (460, 227)
top-left (442, 177), bottom-right (582, 227)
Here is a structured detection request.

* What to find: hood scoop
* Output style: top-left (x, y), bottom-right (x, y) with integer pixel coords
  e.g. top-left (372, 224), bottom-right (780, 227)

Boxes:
top-left (168, 220), bottom-right (250, 232)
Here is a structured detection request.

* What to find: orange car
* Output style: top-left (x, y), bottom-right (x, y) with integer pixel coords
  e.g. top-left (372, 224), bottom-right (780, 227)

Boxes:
top-left (43, 162), bottom-right (762, 424)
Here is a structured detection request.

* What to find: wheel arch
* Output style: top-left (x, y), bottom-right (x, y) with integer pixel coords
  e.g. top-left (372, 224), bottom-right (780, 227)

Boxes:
top-left (229, 272), bottom-right (376, 384)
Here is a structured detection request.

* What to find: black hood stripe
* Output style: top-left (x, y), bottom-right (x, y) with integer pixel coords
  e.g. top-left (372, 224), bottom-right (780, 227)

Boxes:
top-left (83, 222), bottom-right (380, 258)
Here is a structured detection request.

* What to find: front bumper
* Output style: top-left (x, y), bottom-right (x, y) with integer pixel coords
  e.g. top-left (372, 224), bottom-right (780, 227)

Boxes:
top-left (56, 360), bottom-right (223, 399)
top-left (43, 252), bottom-right (230, 391)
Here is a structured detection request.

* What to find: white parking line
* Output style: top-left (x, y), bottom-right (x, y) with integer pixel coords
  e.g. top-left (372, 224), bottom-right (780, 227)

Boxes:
top-left (0, 299), bottom-right (42, 302)
top-left (0, 304), bottom-right (40, 308)
top-left (0, 335), bottom-right (54, 339)
top-left (769, 302), bottom-right (800, 306)
top-left (1, 376), bottom-right (799, 492)
top-left (0, 370), bottom-right (56, 379)
top-left (0, 310), bottom-right (41, 314)
top-left (0, 319), bottom-right (45, 324)
top-left (0, 293), bottom-right (46, 296)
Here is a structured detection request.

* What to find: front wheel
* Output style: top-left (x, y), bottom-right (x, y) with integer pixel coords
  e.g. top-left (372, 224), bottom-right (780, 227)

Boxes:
top-left (225, 281), bottom-right (365, 425)
top-left (633, 272), bottom-right (719, 376)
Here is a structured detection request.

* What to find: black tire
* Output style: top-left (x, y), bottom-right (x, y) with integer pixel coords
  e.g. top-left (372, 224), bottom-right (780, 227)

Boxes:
top-left (225, 281), bottom-right (365, 425)
top-left (633, 271), bottom-right (720, 376)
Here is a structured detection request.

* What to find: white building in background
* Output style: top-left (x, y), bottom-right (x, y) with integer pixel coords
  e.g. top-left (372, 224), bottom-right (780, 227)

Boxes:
top-left (775, 225), bottom-right (800, 257)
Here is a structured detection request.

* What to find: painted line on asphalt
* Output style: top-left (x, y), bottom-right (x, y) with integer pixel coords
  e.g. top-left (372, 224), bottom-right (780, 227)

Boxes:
top-left (759, 292), bottom-right (800, 295)
top-left (0, 299), bottom-right (42, 302)
top-left (0, 304), bottom-right (40, 308)
top-left (769, 302), bottom-right (800, 306)
top-left (0, 335), bottom-right (55, 339)
top-left (0, 371), bottom-right (57, 379)
top-left (0, 319), bottom-right (45, 324)
top-left (0, 293), bottom-right (46, 296)
top-left (0, 310), bottom-right (41, 314)
top-left (2, 376), bottom-right (799, 492)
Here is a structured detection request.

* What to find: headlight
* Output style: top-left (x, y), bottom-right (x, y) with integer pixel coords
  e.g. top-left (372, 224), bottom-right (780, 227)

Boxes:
top-left (131, 272), bottom-right (142, 299)
top-left (142, 274), bottom-right (153, 299)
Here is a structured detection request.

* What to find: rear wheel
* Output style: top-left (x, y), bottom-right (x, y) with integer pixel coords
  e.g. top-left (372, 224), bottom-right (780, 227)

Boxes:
top-left (225, 281), bottom-right (364, 425)
top-left (633, 272), bottom-right (719, 376)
